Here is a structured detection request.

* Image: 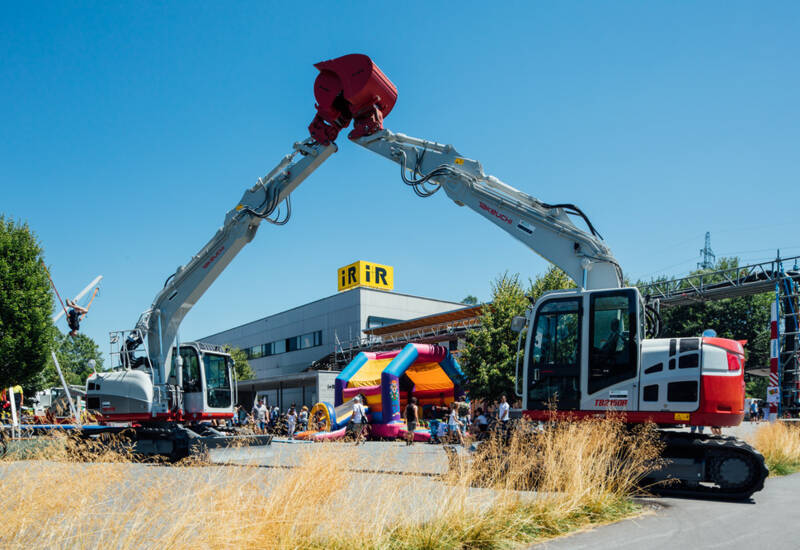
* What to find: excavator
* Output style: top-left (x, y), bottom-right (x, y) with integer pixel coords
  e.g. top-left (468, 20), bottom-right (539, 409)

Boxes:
top-left (86, 54), bottom-right (767, 498)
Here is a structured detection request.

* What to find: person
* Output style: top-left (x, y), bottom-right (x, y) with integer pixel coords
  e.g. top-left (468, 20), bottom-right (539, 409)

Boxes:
top-left (498, 394), bottom-right (510, 424)
top-left (448, 402), bottom-right (464, 445)
top-left (286, 406), bottom-right (297, 440)
top-left (457, 398), bottom-right (470, 435)
top-left (299, 406), bottom-right (309, 432)
top-left (237, 404), bottom-right (248, 426)
top-left (270, 405), bottom-right (280, 430)
top-left (65, 299), bottom-right (89, 337)
top-left (350, 395), bottom-right (368, 445)
top-left (750, 400), bottom-right (759, 423)
top-left (254, 400), bottom-right (267, 433)
top-left (314, 409), bottom-right (326, 431)
top-left (404, 397), bottom-right (419, 446)
top-left (475, 407), bottom-right (489, 436)
top-left (690, 424), bottom-right (705, 434)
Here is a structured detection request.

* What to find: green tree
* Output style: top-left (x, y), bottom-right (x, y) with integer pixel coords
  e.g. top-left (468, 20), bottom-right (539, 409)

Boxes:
top-left (42, 333), bottom-right (104, 387)
top-left (460, 267), bottom-right (574, 402)
top-left (746, 376), bottom-right (768, 400)
top-left (0, 217), bottom-right (54, 389)
top-left (461, 295), bottom-right (479, 306)
top-left (224, 345), bottom-right (254, 381)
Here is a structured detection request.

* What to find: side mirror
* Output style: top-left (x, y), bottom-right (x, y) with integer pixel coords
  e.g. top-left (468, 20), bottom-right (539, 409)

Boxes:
top-left (510, 316), bottom-right (527, 333)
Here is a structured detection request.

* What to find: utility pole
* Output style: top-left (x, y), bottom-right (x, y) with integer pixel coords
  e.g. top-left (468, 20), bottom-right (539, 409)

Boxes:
top-left (698, 231), bottom-right (716, 270)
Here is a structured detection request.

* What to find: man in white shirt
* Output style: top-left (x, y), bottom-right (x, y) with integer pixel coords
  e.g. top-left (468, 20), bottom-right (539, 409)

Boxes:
top-left (255, 400), bottom-right (267, 432)
top-left (498, 395), bottom-right (510, 424)
top-left (350, 396), bottom-right (368, 445)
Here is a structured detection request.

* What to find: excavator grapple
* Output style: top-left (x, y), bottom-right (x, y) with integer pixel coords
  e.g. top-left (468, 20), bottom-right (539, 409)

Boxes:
top-left (309, 53), bottom-right (397, 144)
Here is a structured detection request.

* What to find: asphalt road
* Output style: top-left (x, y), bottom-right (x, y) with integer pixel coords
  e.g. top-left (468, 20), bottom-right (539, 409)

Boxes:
top-left (533, 473), bottom-right (800, 550)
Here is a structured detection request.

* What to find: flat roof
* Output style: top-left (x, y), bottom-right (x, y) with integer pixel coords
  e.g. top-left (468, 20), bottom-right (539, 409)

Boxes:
top-left (201, 286), bottom-right (465, 340)
top-left (364, 304), bottom-right (482, 336)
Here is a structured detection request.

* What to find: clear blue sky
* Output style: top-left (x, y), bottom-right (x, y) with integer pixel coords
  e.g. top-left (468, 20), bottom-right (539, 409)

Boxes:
top-left (2, 2), bottom-right (798, 363)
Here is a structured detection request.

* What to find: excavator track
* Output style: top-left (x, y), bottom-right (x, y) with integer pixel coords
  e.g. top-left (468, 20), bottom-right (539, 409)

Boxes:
top-left (645, 431), bottom-right (769, 501)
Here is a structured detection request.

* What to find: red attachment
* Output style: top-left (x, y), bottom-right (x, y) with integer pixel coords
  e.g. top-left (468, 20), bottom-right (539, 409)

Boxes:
top-left (309, 54), bottom-right (398, 144)
top-left (727, 353), bottom-right (742, 371)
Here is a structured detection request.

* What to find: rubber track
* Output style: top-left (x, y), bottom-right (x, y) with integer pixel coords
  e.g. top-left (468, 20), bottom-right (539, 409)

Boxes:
top-left (648, 432), bottom-right (768, 501)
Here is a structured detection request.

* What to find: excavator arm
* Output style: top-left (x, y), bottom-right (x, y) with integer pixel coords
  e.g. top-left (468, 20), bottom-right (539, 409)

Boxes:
top-left (136, 138), bottom-right (336, 389)
top-left (351, 129), bottom-right (623, 290)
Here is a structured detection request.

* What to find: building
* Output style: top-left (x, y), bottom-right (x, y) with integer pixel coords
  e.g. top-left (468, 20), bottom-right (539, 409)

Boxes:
top-left (200, 286), bottom-right (464, 410)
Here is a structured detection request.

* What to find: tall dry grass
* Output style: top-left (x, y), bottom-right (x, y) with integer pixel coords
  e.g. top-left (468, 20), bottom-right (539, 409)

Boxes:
top-left (753, 421), bottom-right (800, 476)
top-left (0, 418), bottom-right (660, 549)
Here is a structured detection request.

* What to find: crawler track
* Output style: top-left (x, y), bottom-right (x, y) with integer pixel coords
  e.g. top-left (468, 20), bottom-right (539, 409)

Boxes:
top-left (646, 432), bottom-right (768, 500)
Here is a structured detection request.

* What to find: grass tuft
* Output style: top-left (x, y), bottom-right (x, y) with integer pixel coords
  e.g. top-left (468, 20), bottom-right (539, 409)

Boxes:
top-left (1, 417), bottom-right (659, 549)
top-left (753, 421), bottom-right (800, 476)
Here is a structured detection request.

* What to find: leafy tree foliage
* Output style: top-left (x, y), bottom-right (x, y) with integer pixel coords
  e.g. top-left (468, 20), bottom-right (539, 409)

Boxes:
top-left (42, 333), bottom-right (105, 387)
top-left (224, 345), bottom-right (254, 381)
top-left (461, 268), bottom-right (574, 402)
top-left (461, 295), bottom-right (479, 306)
top-left (746, 375), bottom-right (768, 400)
top-left (0, 217), bottom-right (54, 389)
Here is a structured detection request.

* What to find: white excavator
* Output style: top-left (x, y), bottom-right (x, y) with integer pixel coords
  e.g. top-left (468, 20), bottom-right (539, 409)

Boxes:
top-left (87, 54), bottom-right (767, 498)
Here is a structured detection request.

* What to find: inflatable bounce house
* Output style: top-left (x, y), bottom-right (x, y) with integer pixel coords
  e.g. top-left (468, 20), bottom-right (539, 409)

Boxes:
top-left (296, 343), bottom-right (466, 441)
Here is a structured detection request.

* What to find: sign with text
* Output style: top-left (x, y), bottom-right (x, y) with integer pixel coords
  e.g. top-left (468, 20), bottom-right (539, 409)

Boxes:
top-left (337, 261), bottom-right (394, 292)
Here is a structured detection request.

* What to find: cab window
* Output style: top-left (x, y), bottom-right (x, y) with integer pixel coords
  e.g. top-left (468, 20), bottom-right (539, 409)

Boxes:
top-left (588, 291), bottom-right (637, 394)
top-left (204, 354), bottom-right (232, 408)
top-left (528, 298), bottom-right (581, 409)
top-left (180, 347), bottom-right (202, 393)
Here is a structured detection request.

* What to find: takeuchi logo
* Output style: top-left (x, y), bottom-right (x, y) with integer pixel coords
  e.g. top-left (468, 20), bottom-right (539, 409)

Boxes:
top-left (479, 201), bottom-right (512, 224)
top-left (203, 246), bottom-right (226, 269)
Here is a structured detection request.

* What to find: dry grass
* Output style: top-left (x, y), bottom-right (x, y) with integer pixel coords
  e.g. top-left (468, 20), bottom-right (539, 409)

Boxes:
top-left (752, 421), bottom-right (800, 476)
top-left (0, 418), bottom-right (660, 549)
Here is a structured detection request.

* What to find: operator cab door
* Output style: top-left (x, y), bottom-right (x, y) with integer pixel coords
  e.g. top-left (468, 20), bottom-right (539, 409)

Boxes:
top-left (527, 296), bottom-right (582, 410)
top-left (201, 352), bottom-right (233, 414)
top-left (584, 289), bottom-right (640, 412)
top-left (180, 346), bottom-right (204, 414)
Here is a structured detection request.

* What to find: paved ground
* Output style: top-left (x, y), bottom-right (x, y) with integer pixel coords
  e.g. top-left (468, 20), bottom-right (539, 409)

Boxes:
top-left (533, 473), bottom-right (800, 549)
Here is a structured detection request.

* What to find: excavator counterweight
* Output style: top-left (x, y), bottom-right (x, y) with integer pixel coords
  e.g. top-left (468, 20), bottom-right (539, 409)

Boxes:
top-left (309, 53), bottom-right (397, 144)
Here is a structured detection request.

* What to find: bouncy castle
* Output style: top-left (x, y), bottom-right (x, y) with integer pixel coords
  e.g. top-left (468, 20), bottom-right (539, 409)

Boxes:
top-left (297, 343), bottom-right (465, 441)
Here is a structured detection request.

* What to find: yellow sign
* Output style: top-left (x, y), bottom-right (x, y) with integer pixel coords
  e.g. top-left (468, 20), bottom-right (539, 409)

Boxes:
top-left (338, 261), bottom-right (394, 292)
top-left (673, 413), bottom-right (690, 422)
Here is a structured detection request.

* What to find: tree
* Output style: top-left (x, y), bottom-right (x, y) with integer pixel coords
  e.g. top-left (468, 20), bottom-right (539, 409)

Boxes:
top-left (0, 217), bottom-right (54, 389)
top-left (224, 345), bottom-right (254, 381)
top-left (460, 267), bottom-right (574, 402)
top-left (41, 333), bottom-right (104, 387)
top-left (461, 295), bottom-right (479, 306)
top-left (746, 376), bottom-right (768, 400)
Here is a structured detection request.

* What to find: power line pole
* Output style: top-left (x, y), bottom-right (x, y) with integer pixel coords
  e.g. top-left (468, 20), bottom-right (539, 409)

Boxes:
top-left (698, 231), bottom-right (716, 270)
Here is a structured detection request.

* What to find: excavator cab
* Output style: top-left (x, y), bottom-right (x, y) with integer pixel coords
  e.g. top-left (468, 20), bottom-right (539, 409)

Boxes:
top-left (175, 343), bottom-right (236, 420)
top-left (522, 287), bottom-right (643, 413)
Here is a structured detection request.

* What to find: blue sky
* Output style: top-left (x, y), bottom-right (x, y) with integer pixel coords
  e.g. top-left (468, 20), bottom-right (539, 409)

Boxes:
top-left (2, 2), bottom-right (798, 363)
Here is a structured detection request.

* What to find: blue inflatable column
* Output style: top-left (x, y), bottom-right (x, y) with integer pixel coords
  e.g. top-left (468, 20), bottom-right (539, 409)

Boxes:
top-left (382, 344), bottom-right (419, 423)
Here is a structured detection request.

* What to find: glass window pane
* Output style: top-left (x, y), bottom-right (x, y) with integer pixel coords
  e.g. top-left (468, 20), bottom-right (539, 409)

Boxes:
top-left (180, 347), bottom-right (202, 393)
top-left (300, 333), bottom-right (314, 349)
top-left (204, 354), bottom-right (231, 408)
top-left (588, 292), bottom-right (637, 394)
top-left (273, 340), bottom-right (286, 354)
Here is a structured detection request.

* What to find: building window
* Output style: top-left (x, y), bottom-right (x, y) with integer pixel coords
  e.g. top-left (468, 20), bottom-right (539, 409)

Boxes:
top-left (272, 339), bottom-right (286, 355)
top-left (247, 345), bottom-right (264, 359)
top-left (367, 316), bottom-right (402, 329)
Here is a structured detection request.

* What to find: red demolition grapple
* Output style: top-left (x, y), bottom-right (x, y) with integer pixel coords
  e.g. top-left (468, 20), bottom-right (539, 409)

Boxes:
top-left (309, 54), bottom-right (398, 145)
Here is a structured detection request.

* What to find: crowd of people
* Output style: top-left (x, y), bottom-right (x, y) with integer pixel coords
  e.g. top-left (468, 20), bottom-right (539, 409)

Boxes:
top-left (226, 393), bottom-right (514, 446)
top-left (403, 393), bottom-right (513, 446)
top-left (230, 400), bottom-right (312, 439)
